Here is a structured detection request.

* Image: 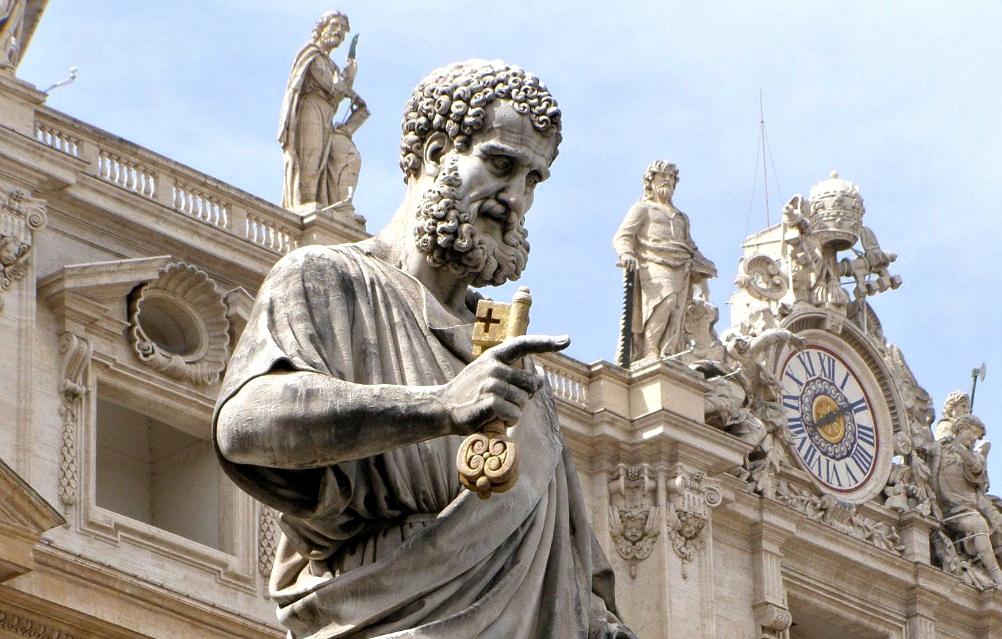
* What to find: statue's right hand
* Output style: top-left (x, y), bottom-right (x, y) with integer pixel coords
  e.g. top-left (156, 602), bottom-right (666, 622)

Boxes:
top-left (620, 254), bottom-right (638, 271)
top-left (440, 334), bottom-right (569, 435)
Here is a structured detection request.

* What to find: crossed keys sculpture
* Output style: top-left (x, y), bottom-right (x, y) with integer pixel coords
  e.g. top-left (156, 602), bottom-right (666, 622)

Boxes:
top-left (457, 287), bottom-right (532, 499)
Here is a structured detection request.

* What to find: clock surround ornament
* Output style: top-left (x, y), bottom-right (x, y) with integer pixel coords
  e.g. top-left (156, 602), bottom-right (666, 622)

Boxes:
top-left (776, 327), bottom-right (893, 504)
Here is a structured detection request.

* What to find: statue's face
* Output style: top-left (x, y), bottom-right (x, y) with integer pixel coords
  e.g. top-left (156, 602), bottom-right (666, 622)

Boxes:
top-left (414, 100), bottom-right (557, 287)
top-left (447, 101), bottom-right (555, 231)
top-left (954, 422), bottom-right (983, 448)
top-left (650, 171), bottom-right (676, 204)
top-left (319, 20), bottom-right (347, 52)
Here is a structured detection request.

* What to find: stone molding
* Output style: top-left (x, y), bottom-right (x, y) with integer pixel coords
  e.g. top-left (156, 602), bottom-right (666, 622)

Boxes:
top-left (0, 185), bottom-right (46, 312)
top-left (0, 456), bottom-right (64, 583)
top-left (57, 332), bottom-right (91, 507)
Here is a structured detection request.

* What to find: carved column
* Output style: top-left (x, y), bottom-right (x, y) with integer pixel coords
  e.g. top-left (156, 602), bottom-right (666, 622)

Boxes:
top-left (0, 185), bottom-right (46, 476)
top-left (751, 502), bottom-right (797, 639)
top-left (660, 463), bottom-right (723, 639)
top-left (905, 587), bottom-right (942, 639)
top-left (57, 333), bottom-right (91, 508)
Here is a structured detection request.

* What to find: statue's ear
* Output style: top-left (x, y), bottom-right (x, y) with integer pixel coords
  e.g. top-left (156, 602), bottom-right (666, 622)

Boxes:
top-left (422, 132), bottom-right (449, 177)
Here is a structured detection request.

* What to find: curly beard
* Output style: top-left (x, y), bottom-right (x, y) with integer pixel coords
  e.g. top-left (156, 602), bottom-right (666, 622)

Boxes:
top-left (413, 158), bottom-right (530, 287)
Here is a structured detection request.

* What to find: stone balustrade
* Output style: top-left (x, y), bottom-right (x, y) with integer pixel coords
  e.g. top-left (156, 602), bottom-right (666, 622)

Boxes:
top-left (537, 352), bottom-right (590, 408)
top-left (31, 108), bottom-right (319, 256)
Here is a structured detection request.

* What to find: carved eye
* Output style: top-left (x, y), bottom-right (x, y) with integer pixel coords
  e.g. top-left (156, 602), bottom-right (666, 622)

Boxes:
top-left (526, 172), bottom-right (542, 189)
top-left (490, 156), bottom-right (513, 173)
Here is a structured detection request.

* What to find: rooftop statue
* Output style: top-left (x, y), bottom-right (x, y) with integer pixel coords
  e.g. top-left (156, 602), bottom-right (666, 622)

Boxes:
top-left (930, 414), bottom-right (1002, 588)
top-left (217, 59), bottom-right (637, 638)
top-left (934, 390), bottom-right (971, 441)
top-left (614, 161), bottom-right (716, 364)
top-left (279, 11), bottom-right (369, 213)
top-left (0, 0), bottom-right (25, 73)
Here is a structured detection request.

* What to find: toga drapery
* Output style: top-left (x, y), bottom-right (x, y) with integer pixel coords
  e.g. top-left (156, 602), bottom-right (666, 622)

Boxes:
top-left (214, 243), bottom-right (624, 638)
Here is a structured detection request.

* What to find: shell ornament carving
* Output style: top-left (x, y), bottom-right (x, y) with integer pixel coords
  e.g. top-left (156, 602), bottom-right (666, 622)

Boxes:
top-left (128, 263), bottom-right (230, 385)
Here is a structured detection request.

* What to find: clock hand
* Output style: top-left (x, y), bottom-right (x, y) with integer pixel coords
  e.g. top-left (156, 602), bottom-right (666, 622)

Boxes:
top-left (813, 404), bottom-right (856, 429)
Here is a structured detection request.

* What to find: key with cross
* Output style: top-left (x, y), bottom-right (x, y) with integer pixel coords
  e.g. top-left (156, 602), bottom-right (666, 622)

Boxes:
top-left (458, 287), bottom-right (532, 499)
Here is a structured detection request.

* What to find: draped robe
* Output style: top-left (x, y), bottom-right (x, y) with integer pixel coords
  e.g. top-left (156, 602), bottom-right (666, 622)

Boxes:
top-left (214, 243), bottom-right (625, 638)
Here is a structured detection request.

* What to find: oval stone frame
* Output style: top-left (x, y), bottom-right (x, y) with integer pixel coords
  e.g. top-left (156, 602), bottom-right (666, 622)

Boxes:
top-left (128, 263), bottom-right (230, 385)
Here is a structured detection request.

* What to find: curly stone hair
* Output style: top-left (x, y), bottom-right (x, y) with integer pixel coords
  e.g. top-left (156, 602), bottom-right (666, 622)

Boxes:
top-left (642, 160), bottom-right (679, 200)
top-left (943, 391), bottom-right (970, 418)
top-left (399, 59), bottom-right (562, 180)
top-left (312, 11), bottom-right (349, 42)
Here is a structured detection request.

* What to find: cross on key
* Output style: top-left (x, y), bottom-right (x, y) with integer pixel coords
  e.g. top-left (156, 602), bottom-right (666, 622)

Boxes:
top-left (477, 306), bottom-right (503, 332)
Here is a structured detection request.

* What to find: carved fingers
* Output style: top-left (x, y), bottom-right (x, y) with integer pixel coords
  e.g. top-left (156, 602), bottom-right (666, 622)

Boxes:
top-left (443, 334), bottom-right (569, 434)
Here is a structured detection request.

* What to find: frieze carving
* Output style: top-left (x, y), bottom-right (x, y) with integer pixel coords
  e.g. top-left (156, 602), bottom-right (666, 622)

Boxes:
top-left (0, 186), bottom-right (47, 311)
top-left (57, 333), bottom-right (91, 508)
top-left (128, 263), bottom-right (231, 385)
top-left (0, 606), bottom-right (79, 639)
top-left (259, 505), bottom-right (280, 578)
top-left (665, 468), bottom-right (721, 579)
top-left (608, 463), bottom-right (661, 578)
top-left (774, 480), bottom-right (902, 554)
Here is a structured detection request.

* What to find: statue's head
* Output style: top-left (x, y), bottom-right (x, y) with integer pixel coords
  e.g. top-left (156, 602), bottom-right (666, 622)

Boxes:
top-left (312, 11), bottom-right (349, 53)
top-left (952, 413), bottom-right (985, 444)
top-left (642, 160), bottom-right (679, 204)
top-left (400, 60), bottom-right (562, 287)
top-left (942, 391), bottom-right (971, 419)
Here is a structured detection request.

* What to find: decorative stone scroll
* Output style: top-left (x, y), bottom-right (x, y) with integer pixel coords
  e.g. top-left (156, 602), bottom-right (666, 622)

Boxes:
top-left (57, 333), bottom-right (91, 508)
top-left (0, 186), bottom-right (47, 311)
top-left (665, 468), bottom-right (721, 579)
top-left (608, 463), bottom-right (661, 578)
top-left (128, 263), bottom-right (230, 385)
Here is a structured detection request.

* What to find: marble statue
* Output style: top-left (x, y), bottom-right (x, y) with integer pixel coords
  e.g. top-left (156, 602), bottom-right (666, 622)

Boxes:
top-left (216, 59), bottom-right (636, 638)
top-left (930, 414), bottom-right (1002, 587)
top-left (0, 0), bottom-right (25, 72)
top-left (614, 161), bottom-right (716, 362)
top-left (934, 391), bottom-right (971, 441)
top-left (279, 11), bottom-right (369, 212)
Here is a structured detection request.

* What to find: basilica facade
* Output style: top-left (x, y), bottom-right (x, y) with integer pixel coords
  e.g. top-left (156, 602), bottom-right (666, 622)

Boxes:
top-left (1, 4), bottom-right (1000, 639)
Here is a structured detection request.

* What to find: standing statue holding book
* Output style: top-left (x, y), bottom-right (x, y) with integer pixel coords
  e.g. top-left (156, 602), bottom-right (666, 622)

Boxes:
top-left (279, 10), bottom-right (369, 212)
top-left (218, 58), bottom-right (637, 638)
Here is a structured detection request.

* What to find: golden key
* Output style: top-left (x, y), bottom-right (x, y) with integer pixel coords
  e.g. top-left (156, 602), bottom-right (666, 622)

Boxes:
top-left (457, 287), bottom-right (532, 500)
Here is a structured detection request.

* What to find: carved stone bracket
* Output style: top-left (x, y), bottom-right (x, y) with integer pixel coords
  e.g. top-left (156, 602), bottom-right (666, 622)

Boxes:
top-left (57, 333), bottom-right (91, 508)
top-left (608, 463), bottom-right (661, 578)
top-left (259, 505), bottom-right (280, 578)
top-left (0, 186), bottom-right (47, 312)
top-left (665, 467), bottom-right (721, 579)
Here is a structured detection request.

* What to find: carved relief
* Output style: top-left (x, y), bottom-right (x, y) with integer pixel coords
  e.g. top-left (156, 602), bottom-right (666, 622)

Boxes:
top-left (0, 186), bottom-right (47, 311)
top-left (665, 469), bottom-right (721, 579)
top-left (0, 606), bottom-right (79, 639)
top-left (734, 254), bottom-right (787, 303)
top-left (57, 333), bottom-right (91, 508)
top-left (128, 263), bottom-right (230, 385)
top-left (608, 464), bottom-right (661, 578)
top-left (259, 505), bottom-right (280, 578)
top-left (774, 480), bottom-right (902, 554)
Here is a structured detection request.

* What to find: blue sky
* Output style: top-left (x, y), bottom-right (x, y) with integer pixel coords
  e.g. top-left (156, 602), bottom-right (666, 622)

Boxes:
top-left (20, 1), bottom-right (1002, 487)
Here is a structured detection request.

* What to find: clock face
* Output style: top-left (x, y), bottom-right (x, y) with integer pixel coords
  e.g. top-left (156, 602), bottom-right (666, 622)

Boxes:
top-left (779, 342), bottom-right (884, 501)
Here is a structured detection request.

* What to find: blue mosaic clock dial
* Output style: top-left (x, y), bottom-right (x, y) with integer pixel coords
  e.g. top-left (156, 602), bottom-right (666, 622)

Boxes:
top-left (779, 345), bottom-right (880, 495)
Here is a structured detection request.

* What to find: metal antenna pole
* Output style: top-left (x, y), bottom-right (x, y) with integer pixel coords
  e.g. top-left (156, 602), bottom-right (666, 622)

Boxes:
top-left (760, 89), bottom-right (770, 227)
